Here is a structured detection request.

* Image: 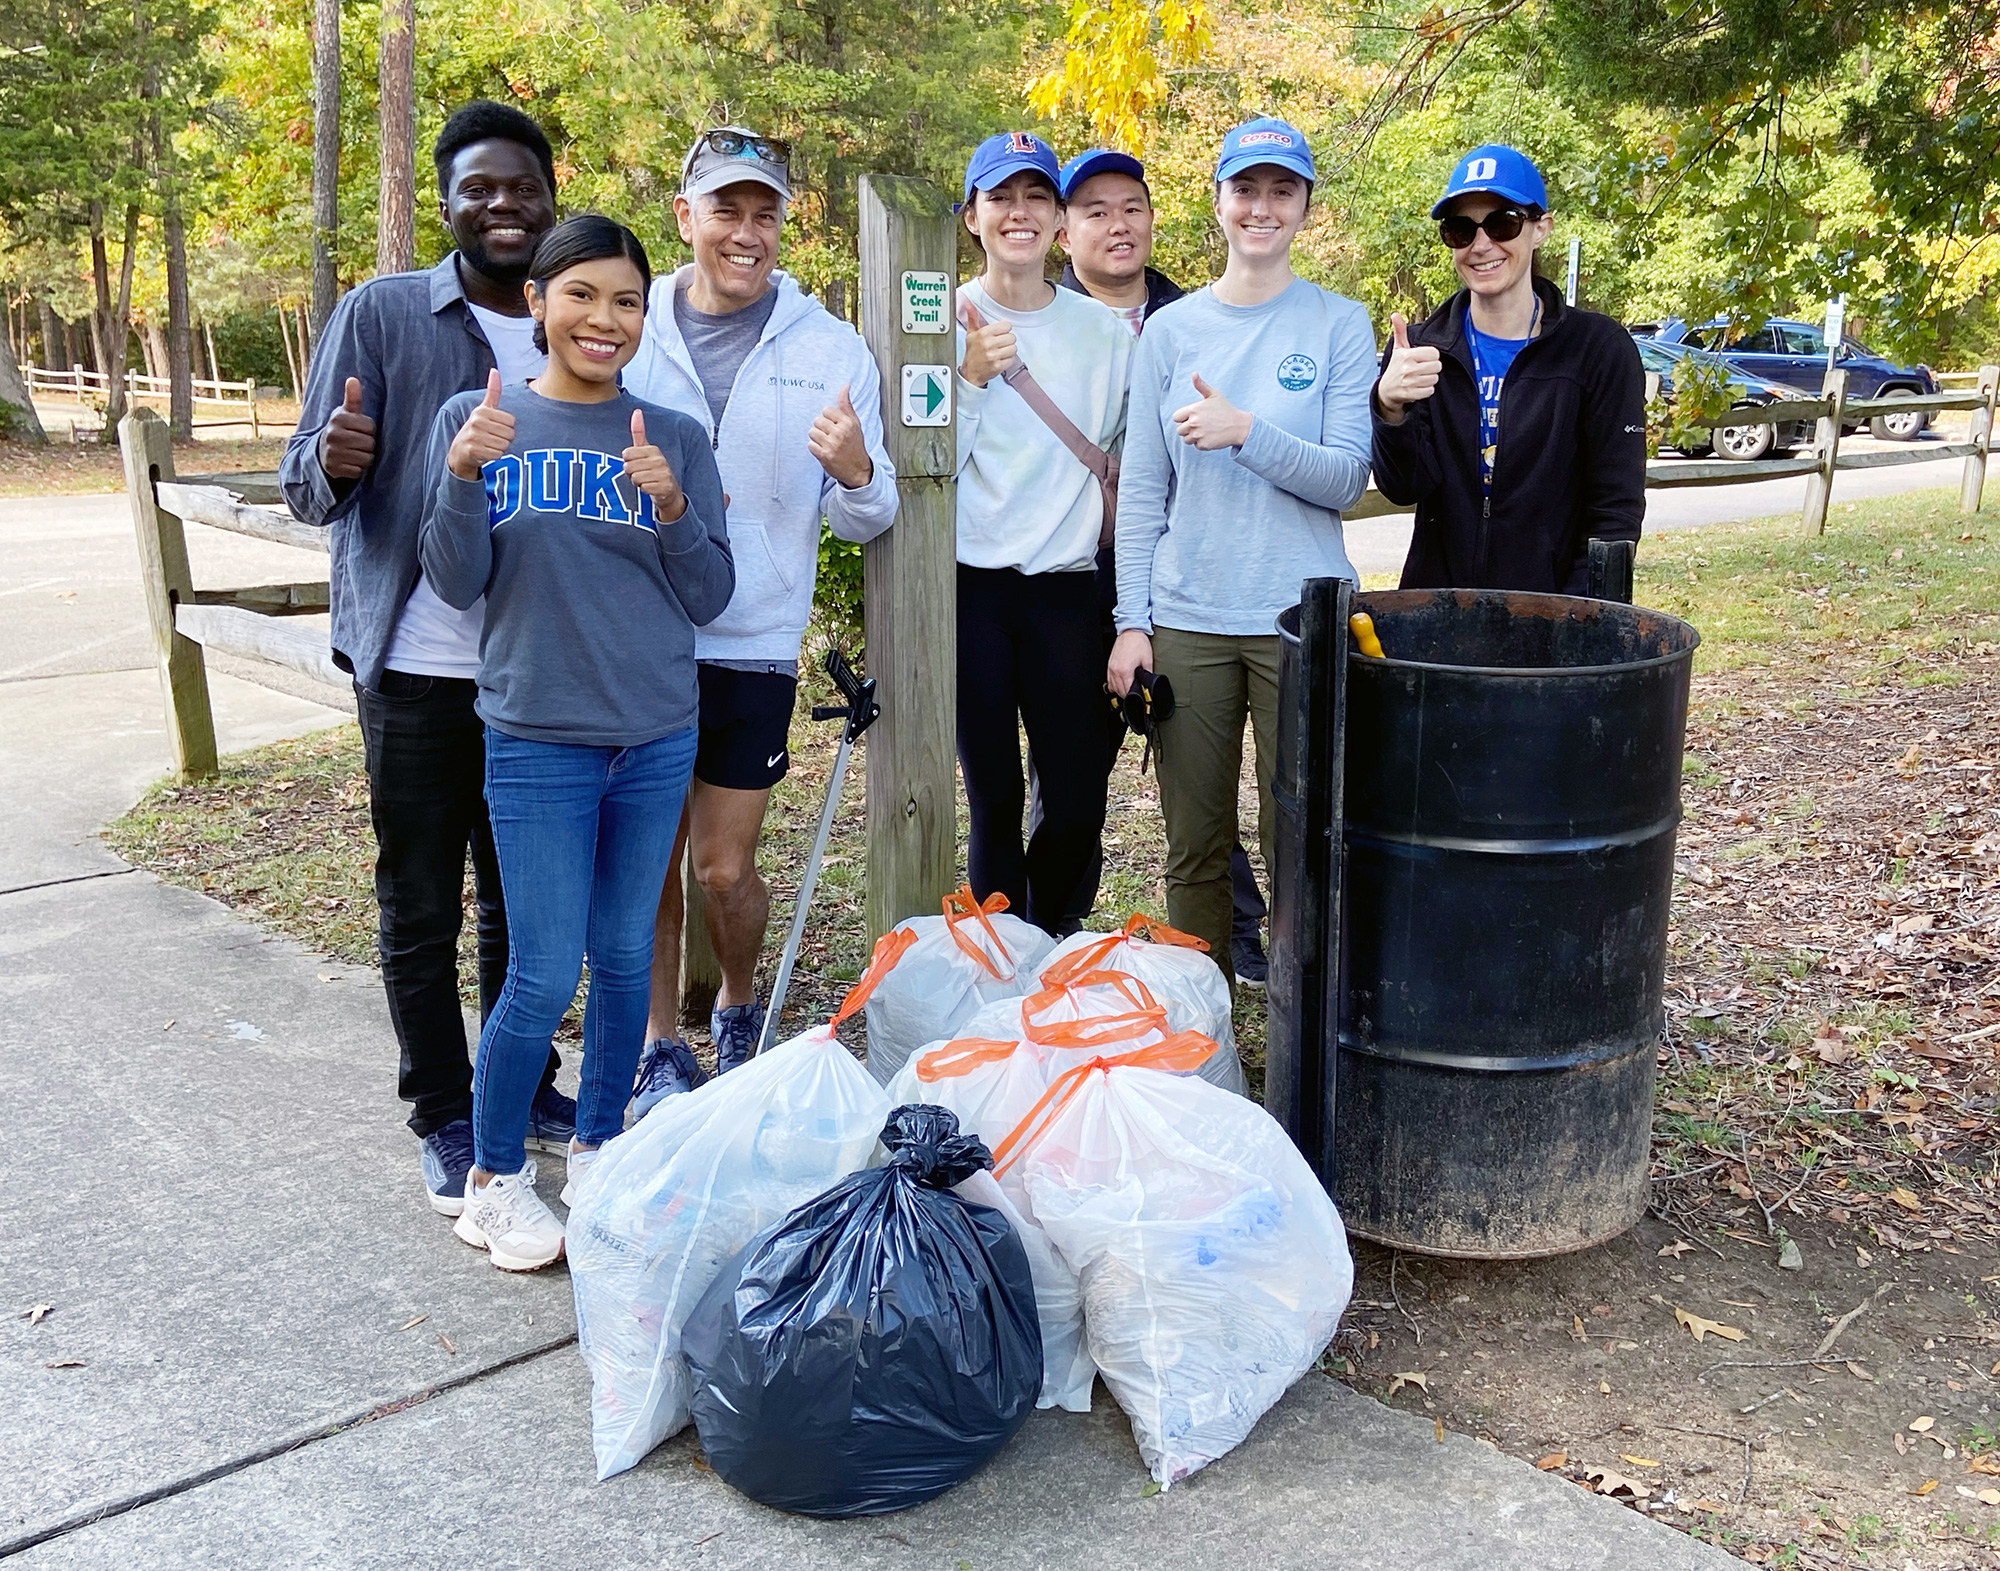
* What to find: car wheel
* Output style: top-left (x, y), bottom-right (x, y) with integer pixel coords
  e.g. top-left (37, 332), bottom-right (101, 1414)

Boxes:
top-left (1870, 393), bottom-right (1928, 442)
top-left (1712, 421), bottom-right (1775, 461)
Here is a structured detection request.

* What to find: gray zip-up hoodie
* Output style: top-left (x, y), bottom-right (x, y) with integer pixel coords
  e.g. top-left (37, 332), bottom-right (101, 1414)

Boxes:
top-left (418, 385), bottom-right (733, 748)
top-left (279, 253), bottom-right (509, 691)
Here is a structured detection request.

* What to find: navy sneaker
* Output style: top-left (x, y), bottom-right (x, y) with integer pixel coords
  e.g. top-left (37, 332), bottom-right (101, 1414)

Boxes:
top-left (1232, 933), bottom-right (1270, 990)
top-left (523, 1084), bottom-right (578, 1155)
top-left (712, 999), bottom-right (765, 1075)
top-left (420, 1119), bottom-right (476, 1218)
top-left (631, 1037), bottom-right (708, 1122)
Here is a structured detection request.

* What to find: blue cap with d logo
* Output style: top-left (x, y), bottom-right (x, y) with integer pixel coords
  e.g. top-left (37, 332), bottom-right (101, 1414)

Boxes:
top-left (1432, 144), bottom-right (1547, 217)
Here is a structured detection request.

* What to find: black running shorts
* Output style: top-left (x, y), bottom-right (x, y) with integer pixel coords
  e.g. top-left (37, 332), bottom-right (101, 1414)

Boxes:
top-left (693, 664), bottom-right (799, 791)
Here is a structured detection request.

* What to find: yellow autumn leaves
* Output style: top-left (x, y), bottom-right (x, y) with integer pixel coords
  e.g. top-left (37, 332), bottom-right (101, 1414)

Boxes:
top-left (1027, 0), bottom-right (1215, 153)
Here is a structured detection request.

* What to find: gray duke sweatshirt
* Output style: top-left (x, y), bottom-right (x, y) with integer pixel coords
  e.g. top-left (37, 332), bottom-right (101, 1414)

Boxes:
top-left (418, 384), bottom-right (734, 747)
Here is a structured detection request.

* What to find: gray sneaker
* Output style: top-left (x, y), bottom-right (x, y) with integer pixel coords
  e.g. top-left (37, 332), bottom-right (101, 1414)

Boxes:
top-left (711, 999), bottom-right (765, 1075)
top-left (631, 1036), bottom-right (707, 1121)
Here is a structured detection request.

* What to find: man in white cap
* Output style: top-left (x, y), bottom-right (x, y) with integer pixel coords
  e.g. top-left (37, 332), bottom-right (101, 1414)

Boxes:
top-left (623, 127), bottom-right (898, 1106)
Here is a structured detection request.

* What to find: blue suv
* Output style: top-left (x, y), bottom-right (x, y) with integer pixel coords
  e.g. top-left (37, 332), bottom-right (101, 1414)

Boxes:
top-left (1652, 318), bottom-right (1940, 441)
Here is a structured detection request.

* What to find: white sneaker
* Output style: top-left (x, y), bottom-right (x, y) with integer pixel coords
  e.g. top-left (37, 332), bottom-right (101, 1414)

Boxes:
top-left (558, 1140), bottom-right (602, 1209)
top-left (452, 1163), bottom-right (564, 1271)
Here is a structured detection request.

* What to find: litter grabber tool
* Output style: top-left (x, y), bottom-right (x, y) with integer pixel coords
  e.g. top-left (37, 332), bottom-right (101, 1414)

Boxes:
top-left (755, 646), bottom-right (881, 1056)
top-left (1109, 666), bottom-right (1175, 773)
top-left (1347, 612), bottom-right (1385, 658)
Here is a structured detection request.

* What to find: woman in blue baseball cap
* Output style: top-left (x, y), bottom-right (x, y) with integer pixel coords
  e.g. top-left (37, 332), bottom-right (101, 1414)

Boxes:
top-left (1371, 143), bottom-right (1644, 592)
top-left (1109, 116), bottom-right (1376, 981)
top-left (952, 131), bottom-right (1136, 935)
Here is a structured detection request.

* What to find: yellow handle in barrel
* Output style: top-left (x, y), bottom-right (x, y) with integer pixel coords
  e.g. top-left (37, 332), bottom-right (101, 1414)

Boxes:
top-left (1349, 612), bottom-right (1385, 659)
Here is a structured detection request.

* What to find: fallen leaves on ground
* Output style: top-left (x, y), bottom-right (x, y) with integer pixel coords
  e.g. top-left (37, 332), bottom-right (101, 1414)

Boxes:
top-left (1675, 1307), bottom-right (1748, 1343)
top-left (1585, 1465), bottom-right (1653, 1500)
top-left (1386, 1370), bottom-right (1429, 1398)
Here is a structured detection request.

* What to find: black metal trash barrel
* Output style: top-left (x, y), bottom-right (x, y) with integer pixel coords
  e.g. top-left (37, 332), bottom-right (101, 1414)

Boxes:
top-left (1272, 588), bottom-right (1699, 1258)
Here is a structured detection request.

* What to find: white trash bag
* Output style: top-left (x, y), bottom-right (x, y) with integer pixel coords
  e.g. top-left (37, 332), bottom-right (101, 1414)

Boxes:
top-left (864, 888), bottom-right (1055, 1086)
top-left (887, 1035), bottom-right (1096, 1411)
top-left (964, 965), bottom-right (1245, 1097)
top-left (1003, 1038), bottom-right (1353, 1489)
top-left (567, 932), bottom-right (911, 1480)
top-left (1039, 914), bottom-right (1245, 1095)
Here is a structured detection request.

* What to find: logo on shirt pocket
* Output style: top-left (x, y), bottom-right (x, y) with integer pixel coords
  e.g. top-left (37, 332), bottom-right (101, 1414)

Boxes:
top-left (1277, 354), bottom-right (1317, 392)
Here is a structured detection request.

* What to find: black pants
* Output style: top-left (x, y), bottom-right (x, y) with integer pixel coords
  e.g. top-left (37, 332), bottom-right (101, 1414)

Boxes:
top-left (354, 670), bottom-right (556, 1138)
top-left (958, 565), bottom-right (1111, 937)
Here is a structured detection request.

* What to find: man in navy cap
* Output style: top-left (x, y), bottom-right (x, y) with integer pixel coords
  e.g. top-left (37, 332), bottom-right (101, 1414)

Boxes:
top-left (1371, 143), bottom-right (1643, 592)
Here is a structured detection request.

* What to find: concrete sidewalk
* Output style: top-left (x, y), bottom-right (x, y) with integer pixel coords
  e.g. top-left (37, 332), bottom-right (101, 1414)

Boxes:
top-left (0, 487), bottom-right (1742, 1568)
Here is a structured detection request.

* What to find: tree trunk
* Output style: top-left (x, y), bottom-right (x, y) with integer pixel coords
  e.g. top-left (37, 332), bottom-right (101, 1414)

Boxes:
top-left (377, 0), bottom-right (416, 275)
top-left (144, 321), bottom-right (170, 383)
top-left (278, 301), bottom-right (302, 399)
top-left (91, 201), bottom-right (143, 428)
top-left (204, 319), bottom-right (220, 383)
top-left (0, 317), bottom-right (48, 443)
top-left (310, 0), bottom-right (341, 340)
top-left (152, 112), bottom-right (196, 440)
top-left (39, 301), bottom-right (64, 370)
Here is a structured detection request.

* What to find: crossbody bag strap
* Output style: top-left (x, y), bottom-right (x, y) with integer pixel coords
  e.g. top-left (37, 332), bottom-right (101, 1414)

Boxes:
top-left (961, 296), bottom-right (1119, 545)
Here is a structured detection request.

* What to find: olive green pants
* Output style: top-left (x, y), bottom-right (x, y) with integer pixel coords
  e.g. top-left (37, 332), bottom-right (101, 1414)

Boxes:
top-left (1148, 627), bottom-right (1282, 986)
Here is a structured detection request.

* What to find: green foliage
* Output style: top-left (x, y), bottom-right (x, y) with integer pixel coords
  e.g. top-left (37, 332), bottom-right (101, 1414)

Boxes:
top-left (814, 526), bottom-right (866, 649)
top-left (1645, 352), bottom-right (1739, 455)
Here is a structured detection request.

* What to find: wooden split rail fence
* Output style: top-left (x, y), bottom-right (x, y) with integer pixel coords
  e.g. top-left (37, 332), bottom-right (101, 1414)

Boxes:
top-left (31, 364), bottom-right (262, 434)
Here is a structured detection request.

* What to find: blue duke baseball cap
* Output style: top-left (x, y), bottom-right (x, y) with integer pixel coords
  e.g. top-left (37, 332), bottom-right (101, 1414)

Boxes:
top-left (1215, 118), bottom-right (1315, 183)
top-left (1059, 148), bottom-right (1146, 201)
top-left (1433, 144), bottom-right (1547, 217)
top-left (962, 132), bottom-right (1062, 204)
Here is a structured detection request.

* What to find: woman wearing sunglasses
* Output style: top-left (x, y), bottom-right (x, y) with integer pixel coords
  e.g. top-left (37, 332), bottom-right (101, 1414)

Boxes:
top-left (1371, 145), bottom-right (1644, 593)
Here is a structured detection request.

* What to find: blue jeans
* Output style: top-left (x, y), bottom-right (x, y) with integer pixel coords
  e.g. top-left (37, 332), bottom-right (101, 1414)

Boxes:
top-left (473, 725), bottom-right (698, 1174)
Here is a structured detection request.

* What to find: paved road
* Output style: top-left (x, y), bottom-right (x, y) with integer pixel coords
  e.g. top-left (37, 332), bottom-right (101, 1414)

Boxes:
top-left (0, 487), bottom-right (1740, 1566)
top-left (1344, 434), bottom-right (1971, 579)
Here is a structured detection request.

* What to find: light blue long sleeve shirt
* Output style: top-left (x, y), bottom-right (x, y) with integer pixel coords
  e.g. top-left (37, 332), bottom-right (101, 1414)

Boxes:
top-left (1114, 279), bottom-right (1376, 636)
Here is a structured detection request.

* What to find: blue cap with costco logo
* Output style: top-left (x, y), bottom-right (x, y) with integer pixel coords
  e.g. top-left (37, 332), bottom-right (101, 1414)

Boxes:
top-left (1432, 144), bottom-right (1547, 217)
top-left (1059, 148), bottom-right (1146, 201)
top-left (963, 132), bottom-right (1062, 204)
top-left (1215, 118), bottom-right (1315, 184)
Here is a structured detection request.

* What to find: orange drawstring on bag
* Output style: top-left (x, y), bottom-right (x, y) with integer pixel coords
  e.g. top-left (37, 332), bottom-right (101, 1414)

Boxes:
top-left (990, 1031), bottom-right (1218, 1177)
top-left (828, 927), bottom-right (920, 1030)
top-left (1019, 968), bottom-right (1169, 1049)
top-left (1041, 911), bottom-right (1210, 988)
top-left (913, 1036), bottom-right (1026, 1082)
top-left (941, 886), bottom-right (1018, 981)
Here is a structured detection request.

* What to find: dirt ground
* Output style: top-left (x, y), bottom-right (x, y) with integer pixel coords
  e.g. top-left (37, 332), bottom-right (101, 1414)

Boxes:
top-left (102, 494), bottom-right (2000, 1566)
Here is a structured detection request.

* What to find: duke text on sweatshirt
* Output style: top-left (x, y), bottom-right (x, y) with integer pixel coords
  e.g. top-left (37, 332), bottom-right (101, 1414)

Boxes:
top-left (418, 385), bottom-right (733, 748)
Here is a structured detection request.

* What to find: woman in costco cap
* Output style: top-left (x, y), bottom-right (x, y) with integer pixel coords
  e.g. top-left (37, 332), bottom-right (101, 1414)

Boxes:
top-left (1108, 117), bottom-right (1376, 982)
top-left (1370, 143), bottom-right (1644, 592)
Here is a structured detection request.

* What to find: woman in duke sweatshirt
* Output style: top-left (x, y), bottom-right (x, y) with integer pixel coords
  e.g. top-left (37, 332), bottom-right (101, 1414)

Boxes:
top-left (954, 131), bottom-right (1135, 936)
top-left (419, 215), bottom-right (733, 1272)
top-left (1109, 120), bottom-right (1375, 981)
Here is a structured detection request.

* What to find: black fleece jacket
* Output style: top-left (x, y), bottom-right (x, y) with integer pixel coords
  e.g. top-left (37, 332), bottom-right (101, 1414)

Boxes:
top-left (1370, 275), bottom-right (1646, 594)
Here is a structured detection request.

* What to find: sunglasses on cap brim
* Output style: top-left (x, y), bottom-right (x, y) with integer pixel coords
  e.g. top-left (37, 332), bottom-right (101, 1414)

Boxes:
top-left (1437, 206), bottom-right (1538, 248)
top-left (683, 130), bottom-right (792, 181)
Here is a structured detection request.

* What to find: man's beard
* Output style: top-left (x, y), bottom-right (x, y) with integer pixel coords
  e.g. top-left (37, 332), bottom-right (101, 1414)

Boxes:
top-left (460, 234), bottom-right (536, 284)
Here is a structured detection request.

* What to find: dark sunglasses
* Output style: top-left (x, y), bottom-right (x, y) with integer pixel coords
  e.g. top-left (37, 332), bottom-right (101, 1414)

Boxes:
top-left (685, 130), bottom-right (792, 176)
top-left (1437, 207), bottom-right (1536, 249)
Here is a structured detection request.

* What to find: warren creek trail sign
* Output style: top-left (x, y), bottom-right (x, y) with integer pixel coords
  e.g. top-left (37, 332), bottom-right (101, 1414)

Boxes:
top-left (900, 270), bottom-right (951, 334)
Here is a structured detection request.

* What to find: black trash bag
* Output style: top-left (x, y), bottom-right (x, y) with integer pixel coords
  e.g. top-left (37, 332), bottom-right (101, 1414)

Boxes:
top-left (681, 1103), bottom-right (1043, 1517)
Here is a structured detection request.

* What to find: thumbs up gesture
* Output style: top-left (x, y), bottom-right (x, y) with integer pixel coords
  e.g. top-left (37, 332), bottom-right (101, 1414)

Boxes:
top-left (319, 374), bottom-right (378, 480)
top-left (1374, 312), bottom-right (1441, 424)
top-left (447, 370), bottom-right (516, 480)
top-left (808, 383), bottom-right (873, 489)
top-left (957, 300), bottom-right (1019, 389)
top-left (1170, 371), bottom-right (1252, 451)
top-left (622, 408), bottom-right (688, 523)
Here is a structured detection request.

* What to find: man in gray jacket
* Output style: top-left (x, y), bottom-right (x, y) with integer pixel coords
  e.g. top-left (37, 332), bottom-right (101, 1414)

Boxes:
top-left (623, 128), bottom-right (897, 1106)
top-left (278, 100), bottom-right (572, 1221)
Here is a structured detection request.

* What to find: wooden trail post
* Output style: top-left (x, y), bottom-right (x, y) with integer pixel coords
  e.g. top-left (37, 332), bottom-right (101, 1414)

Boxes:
top-left (857, 175), bottom-right (958, 940)
top-left (1961, 363), bottom-right (1999, 515)
top-left (1799, 366), bottom-right (1849, 538)
top-left (120, 407), bottom-right (219, 779)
